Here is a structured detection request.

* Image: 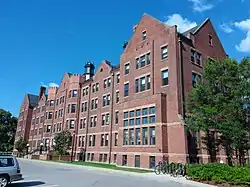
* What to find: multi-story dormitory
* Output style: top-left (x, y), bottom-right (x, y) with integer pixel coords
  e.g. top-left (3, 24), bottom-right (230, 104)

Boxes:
top-left (15, 13), bottom-right (227, 168)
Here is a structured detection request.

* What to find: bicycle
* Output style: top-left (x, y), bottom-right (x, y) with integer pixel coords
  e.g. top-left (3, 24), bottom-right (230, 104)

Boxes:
top-left (154, 160), bottom-right (169, 175)
top-left (171, 163), bottom-right (186, 177)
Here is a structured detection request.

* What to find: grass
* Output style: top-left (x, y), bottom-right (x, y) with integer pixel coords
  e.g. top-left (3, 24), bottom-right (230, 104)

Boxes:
top-left (55, 160), bottom-right (153, 173)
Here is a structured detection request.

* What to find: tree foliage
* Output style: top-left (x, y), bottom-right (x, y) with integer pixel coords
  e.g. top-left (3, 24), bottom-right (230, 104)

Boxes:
top-left (185, 57), bottom-right (250, 165)
top-left (14, 138), bottom-right (28, 153)
top-left (0, 108), bottom-right (17, 152)
top-left (53, 130), bottom-right (72, 156)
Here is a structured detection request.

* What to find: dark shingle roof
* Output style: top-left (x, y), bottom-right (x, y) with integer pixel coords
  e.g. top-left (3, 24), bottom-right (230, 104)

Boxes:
top-left (181, 25), bottom-right (200, 37)
top-left (27, 94), bottom-right (39, 107)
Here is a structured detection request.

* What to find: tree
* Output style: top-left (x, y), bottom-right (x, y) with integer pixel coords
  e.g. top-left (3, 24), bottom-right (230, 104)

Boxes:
top-left (0, 109), bottom-right (17, 152)
top-left (53, 130), bottom-right (72, 158)
top-left (185, 57), bottom-right (250, 165)
top-left (15, 138), bottom-right (28, 153)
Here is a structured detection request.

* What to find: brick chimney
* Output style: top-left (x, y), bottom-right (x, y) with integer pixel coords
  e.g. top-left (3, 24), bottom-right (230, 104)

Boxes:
top-left (39, 86), bottom-right (46, 100)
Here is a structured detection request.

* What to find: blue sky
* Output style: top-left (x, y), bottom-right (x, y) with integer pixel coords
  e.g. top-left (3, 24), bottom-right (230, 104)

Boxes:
top-left (0, 0), bottom-right (249, 117)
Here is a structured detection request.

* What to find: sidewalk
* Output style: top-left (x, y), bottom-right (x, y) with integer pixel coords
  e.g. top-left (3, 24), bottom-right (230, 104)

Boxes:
top-left (19, 158), bottom-right (216, 187)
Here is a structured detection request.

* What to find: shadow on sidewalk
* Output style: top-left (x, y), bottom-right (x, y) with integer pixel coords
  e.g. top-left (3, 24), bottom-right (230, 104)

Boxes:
top-left (11, 181), bottom-right (45, 186)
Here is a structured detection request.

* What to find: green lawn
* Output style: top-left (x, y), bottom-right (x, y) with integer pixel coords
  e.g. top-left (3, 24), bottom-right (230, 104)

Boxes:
top-left (57, 160), bottom-right (153, 173)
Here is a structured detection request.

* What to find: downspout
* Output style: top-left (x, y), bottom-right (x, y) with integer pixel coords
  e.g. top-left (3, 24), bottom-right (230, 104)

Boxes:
top-left (84, 83), bottom-right (92, 161)
top-left (152, 40), bottom-right (155, 95)
top-left (108, 72), bottom-right (115, 164)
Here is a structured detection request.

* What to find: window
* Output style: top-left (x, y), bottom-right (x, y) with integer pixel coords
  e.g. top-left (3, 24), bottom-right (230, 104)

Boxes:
top-left (46, 125), bottom-right (51, 133)
top-left (82, 88), bottom-right (85, 96)
top-left (106, 113), bottom-right (110, 125)
top-left (123, 129), bottom-right (129, 145)
top-left (147, 75), bottom-right (151, 90)
top-left (149, 156), bottom-right (155, 169)
top-left (102, 115), bottom-right (105, 126)
top-left (114, 154), bottom-right (117, 163)
top-left (142, 108), bottom-right (148, 115)
top-left (116, 91), bottom-right (119, 103)
top-left (191, 49), bottom-right (195, 62)
top-left (142, 30), bottom-right (147, 40)
top-left (136, 118), bottom-right (141, 125)
top-left (136, 128), bottom-right (141, 145)
top-left (136, 109), bottom-right (141, 116)
top-left (142, 127), bottom-right (148, 145)
top-left (99, 154), bottom-right (103, 162)
top-left (124, 120), bottom-right (128, 126)
top-left (68, 90), bottom-right (72, 98)
top-left (94, 116), bottom-right (97, 127)
top-left (115, 111), bottom-right (119, 124)
top-left (95, 99), bottom-right (98, 109)
top-left (48, 112), bottom-right (53, 119)
top-left (124, 83), bottom-right (129, 97)
top-left (150, 127), bottom-right (156, 145)
top-left (135, 155), bottom-right (140, 168)
top-left (86, 87), bottom-right (88, 95)
top-left (104, 154), bottom-right (108, 162)
top-left (78, 136), bottom-right (82, 147)
top-left (84, 102), bottom-right (87, 111)
top-left (136, 58), bottom-right (140, 69)
top-left (149, 116), bottom-right (156, 123)
top-left (91, 100), bottom-right (94, 110)
top-left (103, 95), bottom-right (107, 106)
top-left (117, 74), bottom-right (120, 84)
top-left (104, 79), bottom-right (107, 89)
top-left (124, 112), bottom-right (129, 119)
top-left (50, 100), bottom-right (54, 107)
top-left (83, 118), bottom-right (86, 128)
top-left (209, 34), bottom-right (213, 46)
top-left (70, 120), bottom-right (75, 129)
top-left (135, 79), bottom-right (139, 93)
top-left (105, 134), bottom-right (109, 146)
top-left (140, 77), bottom-right (146, 91)
top-left (162, 69), bottom-right (169, 86)
top-left (72, 90), bottom-right (77, 97)
top-left (56, 99), bottom-right (59, 106)
top-left (92, 84), bottom-right (95, 93)
top-left (146, 53), bottom-right (150, 65)
top-left (129, 129), bottom-right (134, 145)
top-left (196, 52), bottom-right (202, 66)
top-left (71, 104), bottom-right (76, 113)
top-left (149, 107), bottom-right (155, 114)
top-left (125, 64), bottom-right (129, 75)
top-left (108, 78), bottom-right (111, 87)
top-left (89, 135), bottom-right (92, 147)
top-left (55, 111), bottom-right (58, 119)
top-left (82, 136), bottom-right (85, 147)
top-left (90, 117), bottom-right (94, 127)
top-left (80, 119), bottom-right (83, 129)
top-left (96, 83), bottom-right (99, 92)
top-left (129, 111), bottom-right (135, 118)
top-left (129, 119), bottom-right (134, 126)
top-left (142, 117), bottom-right (148, 124)
top-left (66, 120), bottom-right (69, 129)
top-left (192, 72), bottom-right (202, 87)
top-left (101, 134), bottom-right (104, 146)
top-left (140, 55), bottom-right (146, 68)
top-left (81, 103), bottom-right (84, 112)
top-left (122, 155), bottom-right (127, 166)
top-left (107, 94), bottom-right (110, 106)
top-left (115, 133), bottom-right (118, 146)
top-left (161, 46), bottom-right (168, 59)
top-left (92, 135), bottom-right (96, 146)
top-left (91, 153), bottom-right (94, 161)
top-left (0, 158), bottom-right (14, 167)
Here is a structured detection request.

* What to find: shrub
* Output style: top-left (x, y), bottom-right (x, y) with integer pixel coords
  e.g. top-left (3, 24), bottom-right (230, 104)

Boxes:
top-left (186, 163), bottom-right (250, 185)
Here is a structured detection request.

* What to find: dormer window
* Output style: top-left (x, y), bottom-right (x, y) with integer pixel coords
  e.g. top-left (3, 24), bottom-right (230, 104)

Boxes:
top-left (142, 31), bottom-right (147, 40)
top-left (209, 34), bottom-right (213, 46)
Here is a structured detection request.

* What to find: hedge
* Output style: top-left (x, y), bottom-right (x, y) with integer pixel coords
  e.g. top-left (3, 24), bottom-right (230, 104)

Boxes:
top-left (186, 163), bottom-right (250, 185)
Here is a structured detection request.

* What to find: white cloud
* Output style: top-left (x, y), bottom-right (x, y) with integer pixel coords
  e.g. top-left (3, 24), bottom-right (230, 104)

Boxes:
top-left (165, 14), bottom-right (197, 33)
top-left (40, 82), bottom-right (48, 88)
top-left (220, 23), bottom-right (234, 33)
top-left (48, 82), bottom-right (59, 88)
top-left (234, 19), bottom-right (250, 53)
top-left (188, 0), bottom-right (214, 12)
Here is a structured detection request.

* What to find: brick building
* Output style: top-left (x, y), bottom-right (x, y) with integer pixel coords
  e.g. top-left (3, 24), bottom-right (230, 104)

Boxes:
top-left (15, 13), bottom-right (227, 168)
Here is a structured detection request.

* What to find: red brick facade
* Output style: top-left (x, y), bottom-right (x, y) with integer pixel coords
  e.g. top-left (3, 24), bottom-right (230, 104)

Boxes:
top-left (15, 13), bottom-right (226, 168)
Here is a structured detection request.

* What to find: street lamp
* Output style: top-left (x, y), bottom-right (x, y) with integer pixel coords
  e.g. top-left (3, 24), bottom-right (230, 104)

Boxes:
top-left (71, 131), bottom-right (76, 162)
top-left (26, 144), bottom-right (29, 157)
top-left (40, 142), bottom-right (44, 155)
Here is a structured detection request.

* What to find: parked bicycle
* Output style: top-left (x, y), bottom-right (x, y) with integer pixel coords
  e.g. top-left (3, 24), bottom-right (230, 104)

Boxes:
top-left (154, 161), bottom-right (186, 177)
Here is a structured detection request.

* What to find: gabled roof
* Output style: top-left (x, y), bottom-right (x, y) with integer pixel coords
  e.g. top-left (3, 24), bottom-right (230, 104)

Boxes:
top-left (27, 94), bottom-right (39, 107)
